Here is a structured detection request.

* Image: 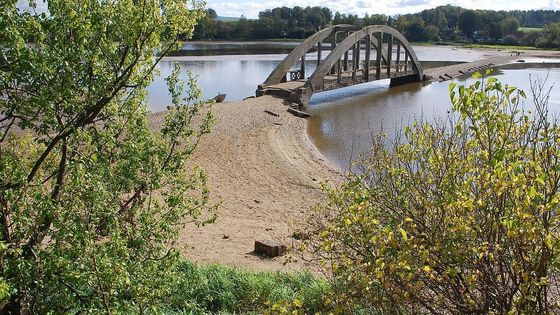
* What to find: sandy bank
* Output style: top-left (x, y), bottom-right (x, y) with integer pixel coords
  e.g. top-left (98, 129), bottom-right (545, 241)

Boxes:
top-left (153, 96), bottom-right (341, 271)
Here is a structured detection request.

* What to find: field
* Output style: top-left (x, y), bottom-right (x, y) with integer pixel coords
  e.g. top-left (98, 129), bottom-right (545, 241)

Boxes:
top-left (518, 27), bottom-right (543, 33)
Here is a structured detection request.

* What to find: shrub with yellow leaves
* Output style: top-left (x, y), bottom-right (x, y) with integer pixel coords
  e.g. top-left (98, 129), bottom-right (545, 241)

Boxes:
top-left (305, 73), bottom-right (560, 314)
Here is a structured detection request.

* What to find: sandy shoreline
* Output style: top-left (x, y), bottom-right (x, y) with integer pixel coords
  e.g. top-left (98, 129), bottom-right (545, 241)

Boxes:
top-left (153, 96), bottom-right (342, 271)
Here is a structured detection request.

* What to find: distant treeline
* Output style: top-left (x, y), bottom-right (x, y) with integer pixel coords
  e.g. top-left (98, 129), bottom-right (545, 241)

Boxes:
top-left (192, 7), bottom-right (333, 40)
top-left (189, 5), bottom-right (560, 48)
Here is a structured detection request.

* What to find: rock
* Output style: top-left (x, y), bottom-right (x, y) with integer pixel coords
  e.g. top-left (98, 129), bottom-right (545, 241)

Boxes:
top-left (222, 234), bottom-right (230, 240)
top-left (292, 230), bottom-right (309, 240)
top-left (254, 240), bottom-right (287, 257)
top-left (264, 109), bottom-right (280, 117)
top-left (287, 107), bottom-right (311, 118)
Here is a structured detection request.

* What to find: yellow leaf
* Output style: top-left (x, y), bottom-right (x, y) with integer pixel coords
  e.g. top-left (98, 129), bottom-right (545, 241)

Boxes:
top-left (399, 228), bottom-right (409, 241)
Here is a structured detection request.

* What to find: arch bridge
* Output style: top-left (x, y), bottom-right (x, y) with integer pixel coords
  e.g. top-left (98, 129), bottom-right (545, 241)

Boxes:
top-left (256, 25), bottom-right (424, 109)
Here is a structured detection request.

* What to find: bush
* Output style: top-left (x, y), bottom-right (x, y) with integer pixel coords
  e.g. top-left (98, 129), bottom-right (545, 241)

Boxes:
top-left (537, 22), bottom-right (560, 48)
top-left (305, 74), bottom-right (560, 314)
top-left (502, 34), bottom-right (519, 45)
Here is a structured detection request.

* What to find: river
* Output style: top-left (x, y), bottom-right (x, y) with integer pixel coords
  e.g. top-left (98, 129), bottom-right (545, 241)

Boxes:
top-left (147, 42), bottom-right (560, 170)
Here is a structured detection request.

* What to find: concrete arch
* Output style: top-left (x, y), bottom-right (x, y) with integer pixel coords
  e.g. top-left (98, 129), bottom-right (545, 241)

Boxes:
top-left (261, 24), bottom-right (361, 87)
top-left (301, 25), bottom-right (422, 101)
top-left (255, 25), bottom-right (424, 109)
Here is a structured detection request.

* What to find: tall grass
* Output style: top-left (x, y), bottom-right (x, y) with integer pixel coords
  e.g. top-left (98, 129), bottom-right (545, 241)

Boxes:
top-left (165, 260), bottom-right (331, 314)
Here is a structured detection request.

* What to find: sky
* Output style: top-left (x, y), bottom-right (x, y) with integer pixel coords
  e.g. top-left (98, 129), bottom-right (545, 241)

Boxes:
top-left (16, 0), bottom-right (560, 19)
top-left (207, 0), bottom-right (560, 18)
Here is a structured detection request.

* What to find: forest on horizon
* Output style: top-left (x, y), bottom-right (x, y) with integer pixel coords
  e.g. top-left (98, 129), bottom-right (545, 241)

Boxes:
top-left (191, 5), bottom-right (560, 48)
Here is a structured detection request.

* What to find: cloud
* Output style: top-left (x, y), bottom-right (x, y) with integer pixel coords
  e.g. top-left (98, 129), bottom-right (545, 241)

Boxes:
top-left (547, 0), bottom-right (560, 8)
top-left (16, 0), bottom-right (560, 20)
top-left (206, 0), bottom-right (440, 18)
top-left (395, 0), bottom-right (432, 6)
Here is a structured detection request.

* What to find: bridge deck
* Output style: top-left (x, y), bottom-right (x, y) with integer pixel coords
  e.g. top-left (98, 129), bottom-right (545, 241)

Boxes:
top-left (423, 55), bottom-right (517, 82)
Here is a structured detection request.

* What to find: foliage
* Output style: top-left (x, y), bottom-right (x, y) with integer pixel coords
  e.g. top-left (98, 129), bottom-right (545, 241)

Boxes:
top-left (458, 10), bottom-right (478, 38)
top-left (0, 0), bottom-right (216, 313)
top-left (305, 74), bottom-right (560, 313)
top-left (189, 4), bottom-right (560, 48)
top-left (502, 17), bottom-right (521, 35)
top-left (502, 34), bottom-right (519, 46)
top-left (164, 260), bottom-right (331, 314)
top-left (192, 6), bottom-right (333, 40)
top-left (535, 22), bottom-right (560, 48)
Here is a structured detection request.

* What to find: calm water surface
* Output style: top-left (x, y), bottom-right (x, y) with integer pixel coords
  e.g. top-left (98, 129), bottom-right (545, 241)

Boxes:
top-left (146, 43), bottom-right (560, 169)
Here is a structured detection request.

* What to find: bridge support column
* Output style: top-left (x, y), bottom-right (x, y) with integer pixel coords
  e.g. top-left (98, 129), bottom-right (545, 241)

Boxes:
top-left (396, 42), bottom-right (401, 72)
top-left (330, 32), bottom-right (337, 74)
top-left (404, 52), bottom-right (409, 71)
top-left (376, 32), bottom-right (382, 80)
top-left (387, 35), bottom-right (392, 78)
top-left (356, 41), bottom-right (360, 70)
top-left (317, 42), bottom-right (322, 67)
top-left (352, 42), bottom-right (360, 81)
top-left (300, 54), bottom-right (306, 79)
top-left (364, 34), bottom-right (371, 81)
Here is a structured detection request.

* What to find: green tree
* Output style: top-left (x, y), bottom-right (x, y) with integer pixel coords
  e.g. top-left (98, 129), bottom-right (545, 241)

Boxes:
top-left (433, 9), bottom-right (448, 30)
top-left (305, 75), bottom-right (560, 313)
top-left (423, 25), bottom-right (440, 41)
top-left (488, 21), bottom-right (504, 40)
top-left (1, 0), bottom-right (215, 313)
top-left (536, 22), bottom-right (560, 48)
top-left (502, 16), bottom-right (520, 34)
top-left (458, 9), bottom-right (478, 38)
top-left (405, 17), bottom-right (427, 42)
top-left (394, 15), bottom-right (410, 34)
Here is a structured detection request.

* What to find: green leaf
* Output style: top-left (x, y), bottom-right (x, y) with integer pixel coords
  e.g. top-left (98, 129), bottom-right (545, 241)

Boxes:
top-left (448, 82), bottom-right (457, 93)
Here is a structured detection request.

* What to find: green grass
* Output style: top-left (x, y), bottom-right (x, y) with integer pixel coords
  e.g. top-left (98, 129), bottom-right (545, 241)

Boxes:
top-left (518, 27), bottom-right (543, 33)
top-left (164, 260), bottom-right (332, 314)
top-left (463, 43), bottom-right (539, 50)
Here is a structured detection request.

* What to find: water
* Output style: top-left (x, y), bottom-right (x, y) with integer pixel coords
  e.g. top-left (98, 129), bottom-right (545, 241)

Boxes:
top-left (307, 63), bottom-right (560, 169)
top-left (146, 43), bottom-right (560, 170)
top-left (171, 41), bottom-right (301, 56)
top-left (146, 43), bottom-right (487, 110)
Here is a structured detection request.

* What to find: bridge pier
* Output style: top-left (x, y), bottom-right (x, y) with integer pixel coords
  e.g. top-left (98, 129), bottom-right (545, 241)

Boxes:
top-left (389, 73), bottom-right (423, 87)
